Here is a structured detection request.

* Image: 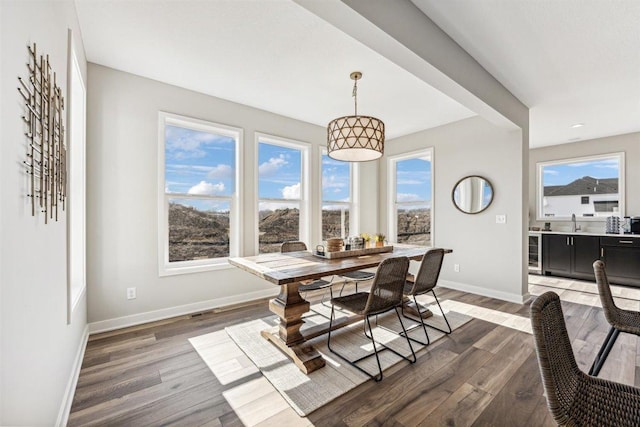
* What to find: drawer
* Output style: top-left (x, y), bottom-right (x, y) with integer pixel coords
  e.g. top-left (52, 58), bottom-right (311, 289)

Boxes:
top-left (600, 236), bottom-right (640, 248)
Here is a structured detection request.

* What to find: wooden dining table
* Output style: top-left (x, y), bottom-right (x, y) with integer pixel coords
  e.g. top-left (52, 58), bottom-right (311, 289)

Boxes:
top-left (228, 245), bottom-right (451, 374)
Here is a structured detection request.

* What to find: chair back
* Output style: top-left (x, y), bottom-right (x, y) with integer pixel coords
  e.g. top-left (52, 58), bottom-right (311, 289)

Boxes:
top-left (407, 248), bottom-right (445, 296)
top-left (364, 257), bottom-right (410, 315)
top-left (530, 291), bottom-right (581, 424)
top-left (593, 260), bottom-right (620, 327)
top-left (281, 241), bottom-right (307, 253)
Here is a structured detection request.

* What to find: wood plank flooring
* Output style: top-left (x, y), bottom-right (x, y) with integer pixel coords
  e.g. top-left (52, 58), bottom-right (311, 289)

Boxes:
top-left (69, 276), bottom-right (640, 426)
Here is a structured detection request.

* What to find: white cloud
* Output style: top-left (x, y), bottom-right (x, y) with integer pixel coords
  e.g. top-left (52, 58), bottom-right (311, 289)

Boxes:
top-left (282, 182), bottom-right (301, 199)
top-left (187, 181), bottom-right (225, 195)
top-left (322, 174), bottom-right (347, 190)
top-left (207, 164), bottom-right (232, 179)
top-left (259, 155), bottom-right (288, 176)
top-left (543, 169), bottom-right (559, 175)
top-left (396, 193), bottom-right (424, 202)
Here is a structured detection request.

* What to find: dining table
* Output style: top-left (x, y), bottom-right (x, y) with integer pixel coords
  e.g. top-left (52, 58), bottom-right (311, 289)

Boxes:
top-left (228, 244), bottom-right (451, 374)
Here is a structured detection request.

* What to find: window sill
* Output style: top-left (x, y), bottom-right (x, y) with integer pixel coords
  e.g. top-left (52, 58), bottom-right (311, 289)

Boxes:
top-left (159, 260), bottom-right (235, 277)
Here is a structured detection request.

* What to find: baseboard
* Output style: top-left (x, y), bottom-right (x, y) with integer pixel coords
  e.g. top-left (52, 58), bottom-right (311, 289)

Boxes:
top-left (439, 280), bottom-right (529, 304)
top-left (88, 288), bottom-right (279, 334)
top-left (56, 325), bottom-right (89, 427)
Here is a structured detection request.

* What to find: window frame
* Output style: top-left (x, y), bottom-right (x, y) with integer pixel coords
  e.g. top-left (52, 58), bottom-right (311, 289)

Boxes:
top-left (536, 152), bottom-right (625, 221)
top-left (157, 112), bottom-right (242, 276)
top-left (387, 147), bottom-right (435, 245)
top-left (254, 133), bottom-right (310, 254)
top-left (66, 30), bottom-right (86, 322)
top-left (318, 147), bottom-right (359, 241)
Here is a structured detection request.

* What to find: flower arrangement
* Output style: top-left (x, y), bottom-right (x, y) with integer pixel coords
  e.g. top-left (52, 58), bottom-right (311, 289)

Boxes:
top-left (360, 232), bottom-right (371, 242)
top-left (374, 233), bottom-right (386, 247)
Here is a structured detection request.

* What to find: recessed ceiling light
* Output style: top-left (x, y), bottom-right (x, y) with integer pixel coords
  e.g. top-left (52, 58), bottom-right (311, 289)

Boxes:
top-left (571, 123), bottom-right (585, 128)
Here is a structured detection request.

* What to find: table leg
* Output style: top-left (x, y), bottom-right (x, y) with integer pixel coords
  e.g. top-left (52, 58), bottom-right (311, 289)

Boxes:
top-left (261, 282), bottom-right (326, 374)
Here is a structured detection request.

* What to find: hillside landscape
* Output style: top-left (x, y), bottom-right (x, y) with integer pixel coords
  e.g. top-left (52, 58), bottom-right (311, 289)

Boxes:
top-left (168, 203), bottom-right (431, 261)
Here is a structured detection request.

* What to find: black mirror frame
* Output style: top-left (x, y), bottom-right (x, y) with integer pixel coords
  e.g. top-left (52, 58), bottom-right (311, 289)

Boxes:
top-left (451, 175), bottom-right (494, 214)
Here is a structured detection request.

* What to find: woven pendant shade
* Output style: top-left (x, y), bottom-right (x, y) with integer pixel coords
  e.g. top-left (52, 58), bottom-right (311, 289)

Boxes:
top-left (327, 72), bottom-right (385, 162)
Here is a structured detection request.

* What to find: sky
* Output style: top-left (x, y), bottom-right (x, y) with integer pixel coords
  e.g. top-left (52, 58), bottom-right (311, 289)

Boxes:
top-left (395, 157), bottom-right (431, 204)
top-left (543, 158), bottom-right (619, 186)
top-left (165, 124), bottom-right (235, 211)
top-left (322, 154), bottom-right (350, 202)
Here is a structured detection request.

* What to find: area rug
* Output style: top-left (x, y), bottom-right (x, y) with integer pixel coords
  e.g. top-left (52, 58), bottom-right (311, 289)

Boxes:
top-left (191, 296), bottom-right (471, 416)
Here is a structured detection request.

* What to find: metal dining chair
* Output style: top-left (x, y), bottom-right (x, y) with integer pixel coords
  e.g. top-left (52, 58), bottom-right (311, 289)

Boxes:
top-left (327, 256), bottom-right (416, 382)
top-left (589, 260), bottom-right (640, 376)
top-left (531, 291), bottom-right (640, 426)
top-left (401, 248), bottom-right (449, 346)
top-left (281, 241), bottom-right (334, 307)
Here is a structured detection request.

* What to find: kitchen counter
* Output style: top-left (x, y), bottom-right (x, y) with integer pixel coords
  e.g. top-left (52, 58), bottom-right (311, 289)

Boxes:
top-left (529, 230), bottom-right (640, 238)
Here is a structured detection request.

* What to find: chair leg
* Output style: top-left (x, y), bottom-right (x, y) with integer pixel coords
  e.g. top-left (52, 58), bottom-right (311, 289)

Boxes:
top-left (403, 290), bottom-right (452, 335)
top-left (394, 307), bottom-right (417, 363)
top-left (588, 326), bottom-right (621, 377)
top-left (328, 310), bottom-right (415, 382)
top-left (364, 310), bottom-right (417, 364)
top-left (396, 296), bottom-right (431, 346)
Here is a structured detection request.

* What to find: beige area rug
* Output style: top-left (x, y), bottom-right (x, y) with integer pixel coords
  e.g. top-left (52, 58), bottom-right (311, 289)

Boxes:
top-left (191, 296), bottom-right (471, 417)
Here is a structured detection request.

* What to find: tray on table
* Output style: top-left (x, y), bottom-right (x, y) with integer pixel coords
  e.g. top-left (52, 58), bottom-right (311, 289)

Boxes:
top-left (313, 245), bottom-right (394, 259)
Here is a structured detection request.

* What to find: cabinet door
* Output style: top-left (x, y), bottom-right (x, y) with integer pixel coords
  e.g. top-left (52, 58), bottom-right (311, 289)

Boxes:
top-left (572, 235), bottom-right (600, 280)
top-left (602, 246), bottom-right (640, 284)
top-left (544, 234), bottom-right (571, 274)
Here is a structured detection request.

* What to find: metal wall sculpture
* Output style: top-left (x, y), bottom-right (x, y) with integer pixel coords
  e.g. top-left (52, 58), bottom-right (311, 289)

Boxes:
top-left (18, 43), bottom-right (67, 223)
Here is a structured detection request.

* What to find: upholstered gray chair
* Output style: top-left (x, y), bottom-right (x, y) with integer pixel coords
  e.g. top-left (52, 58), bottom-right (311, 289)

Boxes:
top-left (589, 260), bottom-right (640, 376)
top-left (327, 256), bottom-right (416, 382)
top-left (401, 248), bottom-right (449, 345)
top-left (531, 291), bottom-right (640, 426)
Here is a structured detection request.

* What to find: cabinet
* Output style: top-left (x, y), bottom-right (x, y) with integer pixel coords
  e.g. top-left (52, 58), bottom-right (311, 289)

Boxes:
top-left (600, 237), bottom-right (640, 286)
top-left (543, 234), bottom-right (600, 281)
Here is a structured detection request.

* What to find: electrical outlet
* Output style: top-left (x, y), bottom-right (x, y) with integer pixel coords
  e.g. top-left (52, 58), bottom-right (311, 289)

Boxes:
top-left (454, 264), bottom-right (460, 273)
top-left (496, 214), bottom-right (507, 224)
top-left (127, 287), bottom-right (136, 300)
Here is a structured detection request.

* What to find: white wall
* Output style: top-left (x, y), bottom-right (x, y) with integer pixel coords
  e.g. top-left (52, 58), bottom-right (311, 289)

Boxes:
top-left (529, 132), bottom-right (640, 230)
top-left (381, 116), bottom-right (527, 302)
top-left (86, 64), bottom-right (377, 326)
top-left (0, 1), bottom-right (88, 425)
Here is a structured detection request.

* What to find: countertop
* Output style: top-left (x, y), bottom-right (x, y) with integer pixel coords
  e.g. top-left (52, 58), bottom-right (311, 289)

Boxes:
top-left (529, 230), bottom-right (640, 238)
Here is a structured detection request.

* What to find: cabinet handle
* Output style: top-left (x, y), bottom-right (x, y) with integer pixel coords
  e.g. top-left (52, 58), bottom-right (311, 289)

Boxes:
top-left (601, 248), bottom-right (604, 258)
top-left (566, 237), bottom-right (569, 245)
top-left (619, 240), bottom-right (634, 244)
top-left (571, 237), bottom-right (574, 245)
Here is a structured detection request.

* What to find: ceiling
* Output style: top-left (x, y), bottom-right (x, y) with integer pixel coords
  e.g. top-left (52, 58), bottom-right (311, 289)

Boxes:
top-left (412, 0), bottom-right (640, 147)
top-left (74, 0), bottom-right (475, 140)
top-left (75, 0), bottom-right (640, 148)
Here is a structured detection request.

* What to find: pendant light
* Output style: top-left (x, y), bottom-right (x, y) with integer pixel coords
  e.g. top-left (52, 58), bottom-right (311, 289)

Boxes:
top-left (327, 71), bottom-right (385, 162)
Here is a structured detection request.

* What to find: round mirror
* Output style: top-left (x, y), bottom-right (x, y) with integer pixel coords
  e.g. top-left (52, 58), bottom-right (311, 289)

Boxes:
top-left (452, 175), bottom-right (494, 214)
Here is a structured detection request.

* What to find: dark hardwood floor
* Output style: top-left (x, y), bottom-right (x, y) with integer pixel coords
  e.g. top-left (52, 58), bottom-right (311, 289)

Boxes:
top-left (68, 278), bottom-right (640, 426)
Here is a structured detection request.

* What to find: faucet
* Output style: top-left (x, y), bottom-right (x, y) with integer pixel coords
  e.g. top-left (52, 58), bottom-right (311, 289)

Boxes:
top-left (571, 213), bottom-right (581, 232)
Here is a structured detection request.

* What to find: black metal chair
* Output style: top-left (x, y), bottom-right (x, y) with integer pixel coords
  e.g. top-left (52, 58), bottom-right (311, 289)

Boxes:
top-left (281, 242), bottom-right (334, 307)
top-left (400, 248), bottom-right (449, 346)
top-left (327, 256), bottom-right (416, 382)
top-left (589, 260), bottom-right (640, 376)
top-left (531, 291), bottom-right (640, 426)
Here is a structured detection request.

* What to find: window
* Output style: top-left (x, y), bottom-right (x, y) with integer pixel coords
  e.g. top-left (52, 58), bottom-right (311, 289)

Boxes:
top-left (158, 113), bottom-right (241, 275)
top-left (256, 134), bottom-right (309, 253)
top-left (388, 149), bottom-right (433, 245)
top-left (67, 32), bottom-right (86, 319)
top-left (321, 151), bottom-right (356, 240)
top-left (537, 153), bottom-right (625, 220)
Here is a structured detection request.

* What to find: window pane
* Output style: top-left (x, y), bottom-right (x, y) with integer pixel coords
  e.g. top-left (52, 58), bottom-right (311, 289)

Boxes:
top-left (322, 205), bottom-right (350, 240)
top-left (322, 154), bottom-right (350, 202)
top-left (165, 125), bottom-right (235, 196)
top-left (396, 204), bottom-right (431, 246)
top-left (168, 198), bottom-right (230, 261)
top-left (541, 156), bottom-right (620, 218)
top-left (396, 157), bottom-right (431, 202)
top-left (258, 142), bottom-right (301, 200)
top-left (258, 202), bottom-right (300, 253)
